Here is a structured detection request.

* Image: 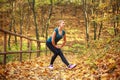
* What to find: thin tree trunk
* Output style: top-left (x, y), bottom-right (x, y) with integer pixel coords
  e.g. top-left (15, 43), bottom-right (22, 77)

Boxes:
top-left (45, 0), bottom-right (53, 55)
top-left (33, 0), bottom-right (39, 40)
top-left (19, 3), bottom-right (23, 35)
top-left (93, 21), bottom-right (97, 40)
top-left (8, 21), bottom-right (12, 50)
top-left (8, 1), bottom-right (17, 49)
top-left (82, 0), bottom-right (89, 47)
top-left (8, 0), bottom-right (13, 50)
top-left (26, 3), bottom-right (31, 34)
top-left (91, 0), bottom-right (97, 40)
top-left (12, 2), bottom-right (17, 45)
top-left (41, 6), bottom-right (45, 37)
top-left (98, 21), bottom-right (103, 40)
top-left (13, 22), bottom-right (17, 44)
top-left (28, 0), bottom-right (39, 40)
top-left (116, 0), bottom-right (119, 28)
top-left (112, 0), bottom-right (119, 36)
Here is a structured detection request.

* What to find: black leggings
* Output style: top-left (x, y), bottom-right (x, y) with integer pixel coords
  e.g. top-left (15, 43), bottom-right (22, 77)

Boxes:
top-left (46, 42), bottom-right (69, 66)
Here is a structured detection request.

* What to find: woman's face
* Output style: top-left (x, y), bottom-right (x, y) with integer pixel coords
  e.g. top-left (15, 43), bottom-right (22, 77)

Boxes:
top-left (59, 21), bottom-right (65, 28)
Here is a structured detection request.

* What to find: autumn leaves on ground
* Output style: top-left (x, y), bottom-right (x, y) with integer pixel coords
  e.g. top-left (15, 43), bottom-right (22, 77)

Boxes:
top-left (0, 0), bottom-right (120, 79)
top-left (0, 36), bottom-right (120, 80)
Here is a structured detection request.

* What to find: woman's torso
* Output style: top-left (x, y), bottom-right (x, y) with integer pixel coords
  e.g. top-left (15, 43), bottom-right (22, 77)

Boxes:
top-left (47, 27), bottom-right (65, 44)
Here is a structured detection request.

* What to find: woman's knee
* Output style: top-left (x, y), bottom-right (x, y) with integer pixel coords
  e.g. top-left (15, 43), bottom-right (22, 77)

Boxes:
top-left (57, 49), bottom-right (62, 54)
top-left (52, 54), bottom-right (58, 58)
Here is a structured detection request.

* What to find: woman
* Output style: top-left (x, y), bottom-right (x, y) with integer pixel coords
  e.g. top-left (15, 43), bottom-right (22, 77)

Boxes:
top-left (46, 20), bottom-right (76, 69)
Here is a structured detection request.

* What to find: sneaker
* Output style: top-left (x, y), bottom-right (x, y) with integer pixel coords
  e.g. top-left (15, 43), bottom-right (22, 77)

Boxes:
top-left (68, 64), bottom-right (76, 69)
top-left (48, 65), bottom-right (53, 69)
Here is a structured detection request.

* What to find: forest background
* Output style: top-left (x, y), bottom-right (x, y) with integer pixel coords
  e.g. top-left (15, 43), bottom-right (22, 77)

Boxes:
top-left (0, 0), bottom-right (120, 80)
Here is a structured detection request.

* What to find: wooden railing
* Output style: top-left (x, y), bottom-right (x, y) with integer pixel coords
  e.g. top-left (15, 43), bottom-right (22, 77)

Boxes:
top-left (0, 28), bottom-right (41, 64)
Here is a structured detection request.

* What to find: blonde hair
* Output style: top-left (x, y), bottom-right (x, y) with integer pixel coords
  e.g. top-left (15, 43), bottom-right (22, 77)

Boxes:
top-left (57, 20), bottom-right (65, 26)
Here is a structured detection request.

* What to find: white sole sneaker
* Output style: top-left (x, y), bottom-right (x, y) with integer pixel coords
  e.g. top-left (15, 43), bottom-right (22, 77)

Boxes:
top-left (68, 64), bottom-right (76, 69)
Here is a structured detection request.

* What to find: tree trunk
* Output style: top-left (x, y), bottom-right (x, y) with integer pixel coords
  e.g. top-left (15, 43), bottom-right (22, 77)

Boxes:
top-left (82, 0), bottom-right (89, 47)
top-left (8, 1), bottom-right (17, 49)
top-left (116, 0), bottom-right (119, 35)
top-left (91, 0), bottom-right (97, 40)
top-left (19, 2), bottom-right (23, 35)
top-left (28, 0), bottom-right (39, 40)
top-left (98, 21), bottom-right (103, 40)
top-left (41, 6), bottom-right (45, 37)
top-left (112, 0), bottom-right (119, 36)
top-left (8, 21), bottom-right (12, 50)
top-left (26, 3), bottom-right (31, 35)
top-left (45, 0), bottom-right (53, 55)
top-left (93, 21), bottom-right (97, 40)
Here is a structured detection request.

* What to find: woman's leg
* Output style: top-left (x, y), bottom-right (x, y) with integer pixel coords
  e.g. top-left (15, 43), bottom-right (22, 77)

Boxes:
top-left (57, 49), bottom-right (69, 66)
top-left (46, 42), bottom-right (59, 65)
top-left (46, 42), bottom-right (70, 66)
top-left (50, 53), bottom-right (58, 65)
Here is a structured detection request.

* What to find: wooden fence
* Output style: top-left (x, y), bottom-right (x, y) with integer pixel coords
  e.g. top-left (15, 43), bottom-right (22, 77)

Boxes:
top-left (0, 28), bottom-right (41, 64)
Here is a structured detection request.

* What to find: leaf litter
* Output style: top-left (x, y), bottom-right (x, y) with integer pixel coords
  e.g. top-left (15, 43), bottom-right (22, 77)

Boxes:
top-left (0, 52), bottom-right (120, 80)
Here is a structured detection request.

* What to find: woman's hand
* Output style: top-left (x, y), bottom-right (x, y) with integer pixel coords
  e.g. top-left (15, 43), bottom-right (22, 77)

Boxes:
top-left (55, 45), bottom-right (62, 49)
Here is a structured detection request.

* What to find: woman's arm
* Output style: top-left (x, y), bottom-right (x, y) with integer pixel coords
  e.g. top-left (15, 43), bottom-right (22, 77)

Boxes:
top-left (51, 31), bottom-right (66, 49)
top-left (51, 31), bottom-right (56, 47)
top-left (60, 34), bottom-right (66, 48)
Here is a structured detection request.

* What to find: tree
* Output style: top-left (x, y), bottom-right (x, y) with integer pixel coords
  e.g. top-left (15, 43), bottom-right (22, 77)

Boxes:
top-left (45, 0), bottom-right (53, 54)
top-left (28, 0), bottom-right (39, 40)
top-left (111, 0), bottom-right (119, 36)
top-left (82, 0), bottom-right (89, 47)
top-left (18, 0), bottom-right (24, 35)
top-left (91, 0), bottom-right (97, 40)
top-left (8, 0), bottom-right (17, 50)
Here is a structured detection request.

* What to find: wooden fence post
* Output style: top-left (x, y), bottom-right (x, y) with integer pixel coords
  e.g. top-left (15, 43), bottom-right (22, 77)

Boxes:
top-left (28, 40), bottom-right (32, 59)
top-left (20, 37), bottom-right (22, 62)
top-left (37, 41), bottom-right (40, 57)
top-left (3, 32), bottom-right (7, 64)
